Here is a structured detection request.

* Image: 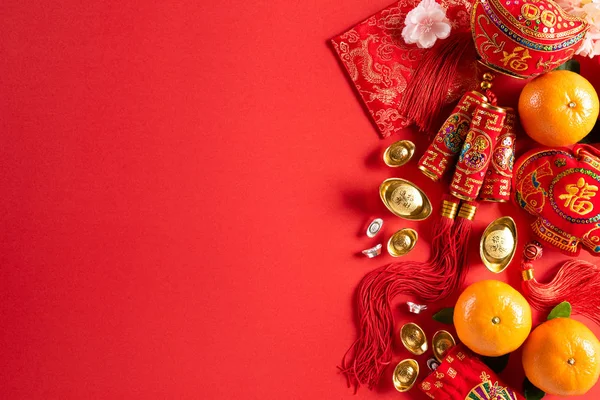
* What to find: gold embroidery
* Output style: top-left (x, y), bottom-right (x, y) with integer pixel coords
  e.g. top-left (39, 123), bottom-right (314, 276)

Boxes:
top-left (490, 0), bottom-right (586, 39)
top-left (475, 14), bottom-right (505, 54)
top-left (559, 177), bottom-right (598, 215)
top-left (500, 46), bottom-right (531, 72)
top-left (521, 3), bottom-right (540, 20)
top-left (480, 371), bottom-right (491, 382)
top-left (541, 10), bottom-right (557, 27)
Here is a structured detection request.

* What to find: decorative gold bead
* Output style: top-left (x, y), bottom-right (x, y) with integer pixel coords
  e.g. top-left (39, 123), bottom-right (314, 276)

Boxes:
top-left (522, 269), bottom-right (534, 281)
top-left (483, 72), bottom-right (495, 81)
top-left (480, 81), bottom-right (492, 90)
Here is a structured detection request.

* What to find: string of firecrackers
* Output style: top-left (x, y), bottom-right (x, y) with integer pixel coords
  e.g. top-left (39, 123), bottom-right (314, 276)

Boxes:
top-left (332, 0), bottom-right (600, 398)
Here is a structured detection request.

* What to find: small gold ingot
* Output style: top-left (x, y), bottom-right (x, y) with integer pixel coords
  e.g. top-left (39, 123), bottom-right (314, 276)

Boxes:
top-left (400, 323), bottom-right (428, 355)
top-left (480, 216), bottom-right (517, 273)
top-left (387, 228), bottom-right (418, 257)
top-left (383, 140), bottom-right (416, 167)
top-left (432, 330), bottom-right (456, 362)
top-left (379, 178), bottom-right (432, 221)
top-left (392, 359), bottom-right (419, 392)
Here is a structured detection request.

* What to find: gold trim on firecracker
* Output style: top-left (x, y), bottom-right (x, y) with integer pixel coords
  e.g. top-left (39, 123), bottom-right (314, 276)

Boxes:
top-left (441, 200), bottom-right (459, 219)
top-left (522, 269), bottom-right (534, 281)
top-left (387, 228), bottom-right (418, 257)
top-left (457, 203), bottom-right (478, 220)
top-left (432, 330), bottom-right (456, 362)
top-left (383, 140), bottom-right (416, 167)
top-left (480, 216), bottom-right (517, 273)
top-left (451, 190), bottom-right (476, 202)
top-left (400, 323), bottom-right (428, 355)
top-left (392, 359), bottom-right (419, 393)
top-left (469, 90), bottom-right (488, 102)
top-left (418, 165), bottom-right (440, 182)
top-left (480, 102), bottom-right (508, 114)
top-left (379, 178), bottom-right (432, 221)
top-left (480, 197), bottom-right (508, 203)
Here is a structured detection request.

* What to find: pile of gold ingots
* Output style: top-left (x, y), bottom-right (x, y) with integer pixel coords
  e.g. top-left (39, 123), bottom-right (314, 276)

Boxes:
top-left (361, 141), bottom-right (428, 259)
top-left (362, 139), bottom-right (517, 274)
top-left (394, 323), bottom-right (456, 392)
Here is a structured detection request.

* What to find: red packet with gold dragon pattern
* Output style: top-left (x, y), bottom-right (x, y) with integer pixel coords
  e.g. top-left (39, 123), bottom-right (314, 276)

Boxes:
top-left (330, 0), bottom-right (478, 138)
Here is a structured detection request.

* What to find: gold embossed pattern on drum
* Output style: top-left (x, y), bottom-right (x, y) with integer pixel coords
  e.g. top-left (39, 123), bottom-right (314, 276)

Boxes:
top-left (480, 216), bottom-right (518, 273)
top-left (387, 228), bottom-right (418, 257)
top-left (379, 178), bottom-right (432, 220)
top-left (400, 322), bottom-right (428, 355)
top-left (383, 140), bottom-right (415, 167)
top-left (392, 359), bottom-right (419, 392)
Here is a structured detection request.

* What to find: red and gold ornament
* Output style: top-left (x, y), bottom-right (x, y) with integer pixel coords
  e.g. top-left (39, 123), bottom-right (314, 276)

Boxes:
top-left (450, 102), bottom-right (506, 201)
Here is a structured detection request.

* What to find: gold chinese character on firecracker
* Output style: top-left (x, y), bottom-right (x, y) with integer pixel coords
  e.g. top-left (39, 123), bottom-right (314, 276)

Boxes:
top-left (559, 177), bottom-right (598, 215)
top-left (435, 381), bottom-right (443, 389)
top-left (447, 367), bottom-right (457, 378)
top-left (445, 355), bottom-right (454, 363)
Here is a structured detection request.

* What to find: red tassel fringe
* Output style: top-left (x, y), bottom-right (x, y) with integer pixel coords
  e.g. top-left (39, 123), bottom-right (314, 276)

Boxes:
top-left (340, 196), bottom-right (476, 391)
top-left (522, 259), bottom-right (600, 326)
top-left (399, 31), bottom-right (476, 135)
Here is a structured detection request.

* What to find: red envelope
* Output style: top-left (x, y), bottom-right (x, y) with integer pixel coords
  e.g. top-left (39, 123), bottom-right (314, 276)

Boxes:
top-left (420, 344), bottom-right (524, 399)
top-left (330, 0), bottom-right (479, 138)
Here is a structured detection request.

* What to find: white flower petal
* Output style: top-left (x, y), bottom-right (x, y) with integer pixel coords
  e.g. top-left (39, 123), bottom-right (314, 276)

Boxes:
top-left (433, 21), bottom-right (451, 38)
top-left (418, 31), bottom-right (438, 48)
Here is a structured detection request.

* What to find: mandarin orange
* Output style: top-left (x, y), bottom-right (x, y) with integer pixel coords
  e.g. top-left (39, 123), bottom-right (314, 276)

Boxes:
top-left (454, 280), bottom-right (531, 357)
top-left (518, 70), bottom-right (599, 147)
top-left (522, 317), bottom-right (600, 396)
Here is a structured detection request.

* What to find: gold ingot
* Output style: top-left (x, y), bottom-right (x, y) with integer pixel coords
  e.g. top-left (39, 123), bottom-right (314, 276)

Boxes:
top-left (379, 178), bottom-right (432, 221)
top-left (480, 216), bottom-right (517, 273)
top-left (387, 228), bottom-right (418, 257)
top-left (392, 359), bottom-right (419, 392)
top-left (383, 140), bottom-right (415, 167)
top-left (400, 322), bottom-right (428, 355)
top-left (432, 330), bottom-right (456, 362)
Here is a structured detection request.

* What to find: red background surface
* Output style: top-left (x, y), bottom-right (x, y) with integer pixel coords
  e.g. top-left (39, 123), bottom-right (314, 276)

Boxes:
top-left (2, 0), bottom-right (600, 399)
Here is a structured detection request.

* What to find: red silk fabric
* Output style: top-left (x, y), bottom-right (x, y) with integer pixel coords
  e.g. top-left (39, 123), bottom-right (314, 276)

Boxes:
top-left (330, 0), bottom-right (479, 138)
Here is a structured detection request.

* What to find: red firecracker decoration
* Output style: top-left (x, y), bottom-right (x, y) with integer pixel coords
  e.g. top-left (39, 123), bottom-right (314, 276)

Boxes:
top-left (450, 103), bottom-right (506, 201)
top-left (480, 109), bottom-right (516, 202)
top-left (418, 90), bottom-right (488, 181)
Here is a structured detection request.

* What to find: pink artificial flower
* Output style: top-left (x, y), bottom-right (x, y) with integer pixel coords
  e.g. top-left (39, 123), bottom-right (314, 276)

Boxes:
top-left (402, 0), bottom-right (452, 49)
top-left (555, 0), bottom-right (600, 58)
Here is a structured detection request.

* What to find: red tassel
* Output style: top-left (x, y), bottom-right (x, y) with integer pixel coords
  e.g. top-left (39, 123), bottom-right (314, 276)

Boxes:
top-left (521, 242), bottom-right (600, 325)
top-left (399, 31), bottom-right (476, 135)
top-left (340, 195), bottom-right (464, 391)
top-left (449, 200), bottom-right (479, 290)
